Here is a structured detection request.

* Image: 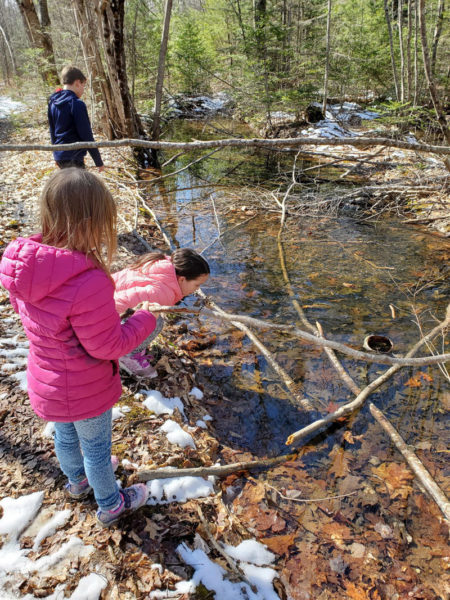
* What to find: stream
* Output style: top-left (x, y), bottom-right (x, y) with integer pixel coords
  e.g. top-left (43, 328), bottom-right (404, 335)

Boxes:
top-left (140, 118), bottom-right (449, 463)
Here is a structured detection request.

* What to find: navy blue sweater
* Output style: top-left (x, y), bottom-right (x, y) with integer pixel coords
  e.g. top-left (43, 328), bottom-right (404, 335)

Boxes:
top-left (48, 89), bottom-right (103, 167)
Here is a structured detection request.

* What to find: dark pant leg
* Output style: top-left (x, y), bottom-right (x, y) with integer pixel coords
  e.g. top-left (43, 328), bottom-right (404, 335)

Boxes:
top-left (56, 160), bottom-right (86, 169)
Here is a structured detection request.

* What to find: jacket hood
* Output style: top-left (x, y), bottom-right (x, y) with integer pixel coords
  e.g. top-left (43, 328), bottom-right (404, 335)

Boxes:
top-left (0, 235), bottom-right (96, 303)
top-left (134, 257), bottom-right (183, 298)
top-left (48, 89), bottom-right (77, 107)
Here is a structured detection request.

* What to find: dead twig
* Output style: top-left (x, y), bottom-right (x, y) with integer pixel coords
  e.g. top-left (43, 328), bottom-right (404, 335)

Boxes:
top-left (137, 452), bottom-right (298, 482)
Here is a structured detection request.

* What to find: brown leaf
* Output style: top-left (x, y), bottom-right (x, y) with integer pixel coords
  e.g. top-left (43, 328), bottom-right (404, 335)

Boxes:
top-left (328, 445), bottom-right (351, 478)
top-left (260, 533), bottom-right (296, 557)
top-left (404, 376), bottom-right (421, 387)
top-left (321, 522), bottom-right (353, 546)
top-left (343, 431), bottom-right (355, 444)
top-left (344, 582), bottom-right (370, 599)
top-left (255, 510), bottom-right (286, 533)
top-left (371, 462), bottom-right (414, 499)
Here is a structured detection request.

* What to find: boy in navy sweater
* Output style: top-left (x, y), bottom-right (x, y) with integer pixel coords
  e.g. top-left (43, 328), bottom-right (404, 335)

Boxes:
top-left (48, 66), bottom-right (104, 171)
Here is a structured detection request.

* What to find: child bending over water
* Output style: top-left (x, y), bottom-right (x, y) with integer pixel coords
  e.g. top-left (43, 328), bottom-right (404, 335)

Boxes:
top-left (113, 249), bottom-right (210, 377)
top-left (0, 168), bottom-right (157, 527)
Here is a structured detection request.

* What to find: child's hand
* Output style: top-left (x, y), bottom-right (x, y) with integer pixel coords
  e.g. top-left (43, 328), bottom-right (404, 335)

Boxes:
top-left (135, 301), bottom-right (150, 312)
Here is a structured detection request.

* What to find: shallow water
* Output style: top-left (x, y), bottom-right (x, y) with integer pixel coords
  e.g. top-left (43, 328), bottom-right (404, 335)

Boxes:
top-left (141, 118), bottom-right (449, 459)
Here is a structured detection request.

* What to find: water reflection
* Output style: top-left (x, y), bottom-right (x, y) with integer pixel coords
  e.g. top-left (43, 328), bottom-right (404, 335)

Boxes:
top-left (139, 119), bottom-right (449, 458)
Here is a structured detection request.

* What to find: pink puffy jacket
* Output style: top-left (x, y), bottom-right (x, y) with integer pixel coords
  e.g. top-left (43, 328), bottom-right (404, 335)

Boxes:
top-left (112, 257), bottom-right (183, 314)
top-left (0, 235), bottom-right (156, 422)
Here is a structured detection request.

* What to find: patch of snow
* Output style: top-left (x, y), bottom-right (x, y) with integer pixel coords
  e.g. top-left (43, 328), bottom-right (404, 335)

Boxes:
top-left (112, 406), bottom-right (125, 420)
top-left (150, 580), bottom-right (196, 598)
top-left (146, 473), bottom-right (214, 505)
top-left (0, 491), bottom-right (96, 597)
top-left (223, 540), bottom-right (275, 566)
top-left (121, 458), bottom-right (138, 469)
top-left (32, 510), bottom-right (72, 551)
top-left (189, 386), bottom-right (203, 399)
top-left (140, 389), bottom-right (185, 418)
top-left (175, 543), bottom-right (280, 600)
top-left (159, 419), bottom-right (195, 449)
top-left (196, 420), bottom-right (207, 429)
top-left (68, 573), bottom-right (108, 600)
top-left (0, 492), bottom-right (44, 538)
top-left (42, 422), bottom-right (55, 438)
top-left (0, 97), bottom-right (26, 119)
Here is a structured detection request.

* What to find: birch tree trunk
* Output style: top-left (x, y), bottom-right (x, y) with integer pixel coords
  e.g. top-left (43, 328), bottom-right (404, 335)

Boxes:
top-left (323, 0), bottom-right (332, 116)
top-left (384, 0), bottom-right (400, 100)
top-left (406, 0), bottom-right (413, 100)
top-left (398, 0), bottom-right (405, 101)
top-left (15, 0), bottom-right (57, 86)
top-left (0, 23), bottom-right (16, 81)
top-left (414, 0), bottom-right (419, 104)
top-left (431, 0), bottom-right (445, 77)
top-left (418, 0), bottom-right (450, 146)
top-left (152, 0), bottom-right (173, 142)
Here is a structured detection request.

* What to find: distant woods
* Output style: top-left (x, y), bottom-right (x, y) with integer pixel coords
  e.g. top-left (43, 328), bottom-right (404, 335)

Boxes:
top-left (0, 0), bottom-right (448, 144)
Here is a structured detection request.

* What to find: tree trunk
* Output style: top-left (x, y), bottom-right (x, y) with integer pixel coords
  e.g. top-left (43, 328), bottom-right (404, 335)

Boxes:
top-left (431, 0), bottom-right (445, 77)
top-left (384, 0), bottom-right (400, 100)
top-left (152, 0), bottom-right (173, 143)
top-left (95, 1), bottom-right (147, 142)
top-left (406, 0), bottom-right (412, 100)
top-left (15, 0), bottom-right (57, 86)
top-left (72, 0), bottom-right (120, 139)
top-left (323, 0), bottom-right (332, 116)
top-left (414, 0), bottom-right (419, 104)
top-left (418, 0), bottom-right (450, 147)
top-left (0, 23), bottom-right (17, 80)
top-left (398, 0), bottom-right (405, 101)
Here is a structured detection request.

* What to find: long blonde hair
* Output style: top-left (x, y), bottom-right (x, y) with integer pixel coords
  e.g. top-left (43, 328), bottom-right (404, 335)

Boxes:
top-left (40, 168), bottom-right (117, 272)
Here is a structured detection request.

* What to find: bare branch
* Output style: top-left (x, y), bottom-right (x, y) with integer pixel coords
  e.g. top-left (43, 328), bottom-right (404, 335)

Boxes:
top-left (1, 136), bottom-right (449, 155)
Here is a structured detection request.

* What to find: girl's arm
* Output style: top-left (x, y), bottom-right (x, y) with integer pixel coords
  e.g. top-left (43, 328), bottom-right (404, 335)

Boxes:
top-left (70, 270), bottom-right (156, 360)
top-left (113, 278), bottom-right (179, 314)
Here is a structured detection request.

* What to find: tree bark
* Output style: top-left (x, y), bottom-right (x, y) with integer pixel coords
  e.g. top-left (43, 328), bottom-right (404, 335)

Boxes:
top-left (398, 0), bottom-right (405, 101)
top-left (2, 135), bottom-right (449, 155)
top-left (431, 0), bottom-right (445, 77)
top-left (15, 0), bottom-right (57, 86)
top-left (323, 0), bottom-right (332, 116)
top-left (418, 0), bottom-right (450, 147)
top-left (71, 0), bottom-right (153, 163)
top-left (151, 0), bottom-right (173, 166)
top-left (406, 0), bottom-right (413, 100)
top-left (72, 0), bottom-right (120, 139)
top-left (384, 0), bottom-right (400, 100)
top-left (0, 23), bottom-right (16, 80)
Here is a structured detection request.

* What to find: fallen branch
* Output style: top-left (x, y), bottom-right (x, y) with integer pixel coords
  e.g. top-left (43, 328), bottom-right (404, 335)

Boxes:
top-left (1, 136), bottom-right (449, 155)
top-left (137, 452), bottom-right (298, 482)
top-left (144, 303), bottom-right (450, 367)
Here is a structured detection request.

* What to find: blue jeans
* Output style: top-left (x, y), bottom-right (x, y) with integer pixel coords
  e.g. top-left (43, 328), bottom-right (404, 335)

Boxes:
top-left (54, 409), bottom-right (120, 510)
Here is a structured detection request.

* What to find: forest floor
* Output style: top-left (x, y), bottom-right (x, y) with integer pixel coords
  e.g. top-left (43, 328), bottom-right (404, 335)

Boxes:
top-left (0, 107), bottom-right (449, 600)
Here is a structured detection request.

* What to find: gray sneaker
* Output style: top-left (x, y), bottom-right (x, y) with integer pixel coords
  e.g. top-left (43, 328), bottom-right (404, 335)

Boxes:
top-left (96, 484), bottom-right (148, 527)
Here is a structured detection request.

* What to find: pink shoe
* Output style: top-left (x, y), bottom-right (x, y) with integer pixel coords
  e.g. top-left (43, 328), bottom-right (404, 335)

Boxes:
top-left (96, 484), bottom-right (148, 527)
top-left (65, 455), bottom-right (120, 499)
top-left (119, 354), bottom-right (157, 378)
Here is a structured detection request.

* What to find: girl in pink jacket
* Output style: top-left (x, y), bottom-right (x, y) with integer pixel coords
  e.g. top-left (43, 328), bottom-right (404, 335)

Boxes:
top-left (112, 248), bottom-right (210, 377)
top-left (0, 168), bottom-right (156, 527)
